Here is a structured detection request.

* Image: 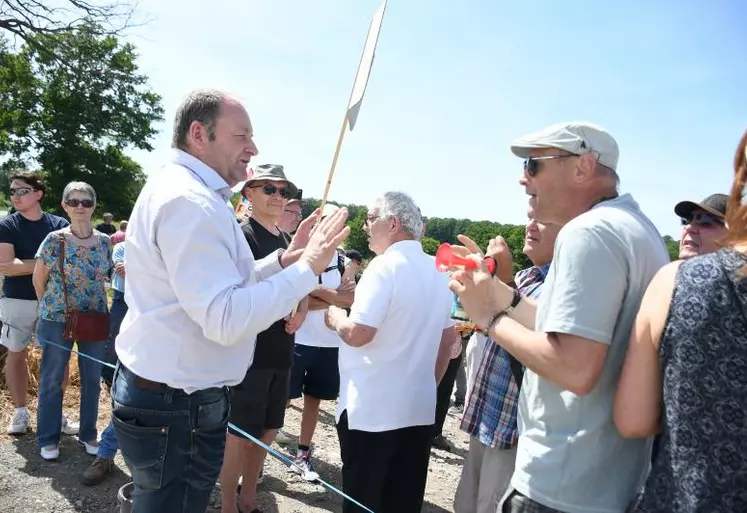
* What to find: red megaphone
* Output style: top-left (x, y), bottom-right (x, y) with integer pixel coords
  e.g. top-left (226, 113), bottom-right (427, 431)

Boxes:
top-left (435, 243), bottom-right (496, 275)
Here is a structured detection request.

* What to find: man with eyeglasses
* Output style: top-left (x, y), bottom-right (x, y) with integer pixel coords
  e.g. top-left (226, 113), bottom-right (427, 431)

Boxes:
top-left (675, 193), bottom-right (728, 259)
top-left (0, 170), bottom-right (69, 435)
top-left (220, 164), bottom-right (309, 513)
top-left (449, 122), bottom-right (669, 513)
top-left (278, 189), bottom-right (303, 234)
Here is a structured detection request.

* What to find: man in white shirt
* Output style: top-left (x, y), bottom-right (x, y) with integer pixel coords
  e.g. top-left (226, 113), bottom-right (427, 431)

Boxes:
top-left (450, 122), bottom-right (669, 513)
top-left (326, 191), bottom-right (457, 513)
top-left (111, 89), bottom-right (350, 513)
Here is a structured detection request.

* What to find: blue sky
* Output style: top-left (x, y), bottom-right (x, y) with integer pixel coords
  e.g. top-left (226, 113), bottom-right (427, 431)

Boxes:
top-left (125, 0), bottom-right (746, 238)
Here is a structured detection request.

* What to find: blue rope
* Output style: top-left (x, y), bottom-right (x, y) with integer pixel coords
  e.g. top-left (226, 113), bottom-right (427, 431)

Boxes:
top-left (3, 322), bottom-right (374, 513)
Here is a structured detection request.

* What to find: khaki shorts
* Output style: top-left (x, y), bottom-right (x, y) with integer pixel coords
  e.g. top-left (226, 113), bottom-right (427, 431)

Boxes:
top-left (0, 298), bottom-right (39, 352)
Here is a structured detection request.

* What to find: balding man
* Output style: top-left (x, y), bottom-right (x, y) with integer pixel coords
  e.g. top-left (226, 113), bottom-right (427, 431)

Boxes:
top-left (112, 89), bottom-right (350, 513)
top-left (451, 122), bottom-right (670, 513)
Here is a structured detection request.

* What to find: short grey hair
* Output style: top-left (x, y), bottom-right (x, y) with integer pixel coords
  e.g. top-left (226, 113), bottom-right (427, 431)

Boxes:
top-left (172, 89), bottom-right (227, 150)
top-left (62, 181), bottom-right (96, 204)
top-left (371, 192), bottom-right (424, 239)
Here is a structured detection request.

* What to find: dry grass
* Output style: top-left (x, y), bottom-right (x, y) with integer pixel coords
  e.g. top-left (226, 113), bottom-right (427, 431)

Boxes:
top-left (0, 343), bottom-right (82, 419)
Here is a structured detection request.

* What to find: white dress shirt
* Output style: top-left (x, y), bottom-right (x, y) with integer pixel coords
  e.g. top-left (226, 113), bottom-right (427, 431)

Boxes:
top-left (116, 150), bottom-right (318, 393)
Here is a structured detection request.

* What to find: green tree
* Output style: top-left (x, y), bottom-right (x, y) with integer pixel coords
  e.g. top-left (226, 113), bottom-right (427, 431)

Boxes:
top-left (663, 235), bottom-right (680, 261)
top-left (0, 23), bottom-right (163, 218)
top-left (421, 236), bottom-right (440, 256)
top-left (345, 208), bottom-right (373, 260)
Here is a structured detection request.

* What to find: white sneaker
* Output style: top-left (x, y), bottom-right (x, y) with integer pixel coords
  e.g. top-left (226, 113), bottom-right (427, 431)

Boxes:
top-left (7, 408), bottom-right (30, 435)
top-left (61, 415), bottom-right (80, 436)
top-left (41, 444), bottom-right (60, 461)
top-left (78, 439), bottom-right (99, 456)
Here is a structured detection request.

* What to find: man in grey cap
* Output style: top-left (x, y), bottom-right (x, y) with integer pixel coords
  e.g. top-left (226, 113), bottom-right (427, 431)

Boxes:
top-left (675, 193), bottom-right (728, 259)
top-left (448, 121), bottom-right (669, 513)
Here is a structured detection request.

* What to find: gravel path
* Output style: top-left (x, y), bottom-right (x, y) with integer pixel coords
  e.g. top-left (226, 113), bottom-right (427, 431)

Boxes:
top-left (0, 397), bottom-right (468, 512)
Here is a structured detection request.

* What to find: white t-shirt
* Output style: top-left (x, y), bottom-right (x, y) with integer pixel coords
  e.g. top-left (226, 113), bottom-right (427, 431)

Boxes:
top-left (512, 194), bottom-right (670, 513)
top-left (295, 253), bottom-right (344, 348)
top-left (337, 240), bottom-right (454, 432)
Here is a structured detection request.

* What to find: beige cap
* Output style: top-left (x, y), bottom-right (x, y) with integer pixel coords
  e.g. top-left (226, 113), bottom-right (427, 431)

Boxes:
top-left (510, 121), bottom-right (620, 171)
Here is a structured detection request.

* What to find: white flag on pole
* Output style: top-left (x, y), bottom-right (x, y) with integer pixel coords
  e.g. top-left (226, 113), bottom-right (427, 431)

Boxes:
top-left (346, 0), bottom-right (388, 131)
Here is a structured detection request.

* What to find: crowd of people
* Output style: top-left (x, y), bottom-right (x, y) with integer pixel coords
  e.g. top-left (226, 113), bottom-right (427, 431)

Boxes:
top-left (0, 87), bottom-right (745, 513)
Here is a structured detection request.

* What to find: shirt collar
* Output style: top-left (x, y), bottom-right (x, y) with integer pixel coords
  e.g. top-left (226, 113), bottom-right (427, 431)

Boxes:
top-left (171, 149), bottom-right (234, 201)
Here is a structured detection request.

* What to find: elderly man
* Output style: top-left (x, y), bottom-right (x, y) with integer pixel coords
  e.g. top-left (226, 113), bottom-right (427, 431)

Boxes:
top-left (326, 191), bottom-right (456, 513)
top-left (455, 207), bottom-right (561, 513)
top-left (675, 193), bottom-right (728, 259)
top-left (450, 122), bottom-right (670, 513)
top-left (112, 89), bottom-right (350, 513)
top-left (95, 212), bottom-right (116, 236)
top-left (278, 190), bottom-right (303, 234)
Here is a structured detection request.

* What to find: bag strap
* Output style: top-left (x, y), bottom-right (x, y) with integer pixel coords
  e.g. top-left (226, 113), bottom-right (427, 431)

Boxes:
top-left (58, 236), bottom-right (71, 314)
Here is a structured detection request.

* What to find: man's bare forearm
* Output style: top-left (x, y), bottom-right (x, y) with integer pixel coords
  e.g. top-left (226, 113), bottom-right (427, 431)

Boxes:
top-left (0, 259), bottom-right (36, 277)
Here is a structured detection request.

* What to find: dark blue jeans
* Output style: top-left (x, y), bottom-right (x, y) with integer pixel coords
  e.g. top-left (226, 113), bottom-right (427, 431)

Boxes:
top-left (111, 364), bottom-right (230, 513)
top-left (36, 319), bottom-right (105, 448)
top-left (101, 291), bottom-right (127, 387)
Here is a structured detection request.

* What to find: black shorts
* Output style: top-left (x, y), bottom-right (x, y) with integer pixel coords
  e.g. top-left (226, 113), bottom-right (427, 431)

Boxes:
top-left (289, 344), bottom-right (340, 400)
top-left (228, 367), bottom-right (291, 439)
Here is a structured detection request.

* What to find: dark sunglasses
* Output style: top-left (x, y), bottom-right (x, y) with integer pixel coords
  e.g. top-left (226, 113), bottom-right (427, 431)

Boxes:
top-left (523, 154), bottom-right (577, 177)
top-left (65, 198), bottom-right (95, 208)
top-left (250, 184), bottom-right (294, 199)
top-left (9, 187), bottom-right (35, 197)
top-left (681, 212), bottom-right (724, 228)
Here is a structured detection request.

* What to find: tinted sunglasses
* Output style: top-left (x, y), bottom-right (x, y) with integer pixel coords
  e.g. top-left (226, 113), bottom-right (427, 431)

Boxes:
top-left (681, 212), bottom-right (724, 228)
top-left (65, 198), bottom-right (95, 208)
top-left (523, 154), bottom-right (577, 177)
top-left (9, 187), bottom-right (35, 197)
top-left (249, 184), bottom-right (294, 199)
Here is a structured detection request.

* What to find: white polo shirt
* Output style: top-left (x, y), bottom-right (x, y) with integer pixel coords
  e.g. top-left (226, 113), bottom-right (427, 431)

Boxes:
top-left (337, 240), bottom-right (454, 432)
top-left (116, 150), bottom-right (318, 393)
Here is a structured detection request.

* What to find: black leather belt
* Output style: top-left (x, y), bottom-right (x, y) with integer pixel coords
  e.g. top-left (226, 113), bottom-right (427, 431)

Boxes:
top-left (133, 374), bottom-right (169, 391)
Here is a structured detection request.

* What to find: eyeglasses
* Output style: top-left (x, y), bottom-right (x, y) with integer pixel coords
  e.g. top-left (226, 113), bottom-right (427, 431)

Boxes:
top-left (681, 212), bottom-right (724, 229)
top-left (365, 215), bottom-right (381, 225)
top-left (65, 198), bottom-right (95, 208)
top-left (283, 210), bottom-right (302, 219)
top-left (523, 155), bottom-right (577, 177)
top-left (250, 184), bottom-right (294, 199)
top-left (9, 187), bottom-right (35, 197)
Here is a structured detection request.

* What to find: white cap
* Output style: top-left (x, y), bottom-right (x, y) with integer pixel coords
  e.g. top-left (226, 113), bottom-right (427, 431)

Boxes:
top-left (321, 203), bottom-right (340, 218)
top-left (510, 121), bottom-right (619, 171)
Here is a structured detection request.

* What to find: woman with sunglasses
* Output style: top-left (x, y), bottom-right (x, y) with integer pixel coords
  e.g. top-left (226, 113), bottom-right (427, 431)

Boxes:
top-left (32, 181), bottom-right (112, 461)
top-left (614, 130), bottom-right (747, 512)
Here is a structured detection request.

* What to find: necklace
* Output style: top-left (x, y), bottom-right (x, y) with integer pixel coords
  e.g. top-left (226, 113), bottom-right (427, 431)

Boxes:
top-left (70, 228), bottom-right (93, 240)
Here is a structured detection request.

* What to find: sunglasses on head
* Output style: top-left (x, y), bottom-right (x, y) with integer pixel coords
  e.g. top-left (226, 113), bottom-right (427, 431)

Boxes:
top-left (523, 154), bottom-right (577, 177)
top-left (681, 211), bottom-right (724, 228)
top-left (65, 198), bottom-right (95, 208)
top-left (250, 183), bottom-right (294, 199)
top-left (9, 187), bottom-right (35, 197)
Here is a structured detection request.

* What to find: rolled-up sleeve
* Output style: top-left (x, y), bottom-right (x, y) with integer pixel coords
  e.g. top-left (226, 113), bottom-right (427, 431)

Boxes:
top-left (154, 196), bottom-right (318, 347)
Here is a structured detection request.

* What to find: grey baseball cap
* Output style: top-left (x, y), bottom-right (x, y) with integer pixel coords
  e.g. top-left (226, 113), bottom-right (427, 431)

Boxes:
top-left (244, 164), bottom-right (298, 199)
top-left (511, 121), bottom-right (620, 171)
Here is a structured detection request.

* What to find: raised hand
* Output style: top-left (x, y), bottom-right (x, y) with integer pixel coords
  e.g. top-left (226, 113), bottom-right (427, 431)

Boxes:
top-left (299, 207), bottom-right (351, 275)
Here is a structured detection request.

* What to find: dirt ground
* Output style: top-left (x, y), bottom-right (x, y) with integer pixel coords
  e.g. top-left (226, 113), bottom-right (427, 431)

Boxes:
top-left (0, 385), bottom-right (469, 513)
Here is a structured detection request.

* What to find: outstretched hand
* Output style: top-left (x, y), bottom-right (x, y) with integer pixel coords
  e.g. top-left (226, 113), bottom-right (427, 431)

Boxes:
top-left (299, 207), bottom-right (351, 275)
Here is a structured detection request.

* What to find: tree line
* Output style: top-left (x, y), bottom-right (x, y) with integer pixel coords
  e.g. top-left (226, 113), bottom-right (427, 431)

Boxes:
top-left (301, 198), bottom-right (682, 269)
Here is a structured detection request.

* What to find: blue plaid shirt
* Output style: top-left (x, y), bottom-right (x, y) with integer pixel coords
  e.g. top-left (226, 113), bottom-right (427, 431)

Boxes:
top-left (460, 263), bottom-right (550, 449)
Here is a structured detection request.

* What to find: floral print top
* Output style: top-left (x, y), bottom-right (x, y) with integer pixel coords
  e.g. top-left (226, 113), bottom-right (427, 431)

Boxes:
top-left (36, 230), bottom-right (112, 322)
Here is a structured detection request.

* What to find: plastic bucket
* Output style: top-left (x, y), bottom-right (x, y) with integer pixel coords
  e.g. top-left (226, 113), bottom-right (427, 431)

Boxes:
top-left (118, 482), bottom-right (134, 513)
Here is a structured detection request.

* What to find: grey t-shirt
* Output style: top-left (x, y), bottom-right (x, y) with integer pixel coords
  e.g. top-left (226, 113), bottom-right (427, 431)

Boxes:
top-left (512, 194), bottom-right (670, 513)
